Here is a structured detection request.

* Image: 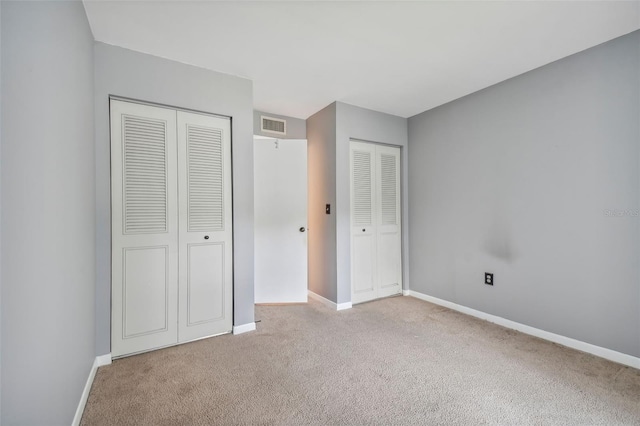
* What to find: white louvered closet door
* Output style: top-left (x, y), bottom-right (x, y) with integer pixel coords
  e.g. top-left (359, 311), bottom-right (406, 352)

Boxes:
top-left (111, 100), bottom-right (178, 358)
top-left (177, 111), bottom-right (232, 342)
top-left (350, 141), bottom-right (402, 304)
top-left (350, 141), bottom-right (377, 304)
top-left (375, 145), bottom-right (402, 299)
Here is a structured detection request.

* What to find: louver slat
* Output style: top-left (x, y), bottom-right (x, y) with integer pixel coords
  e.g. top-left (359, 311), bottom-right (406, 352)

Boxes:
top-left (123, 115), bottom-right (167, 234)
top-left (187, 125), bottom-right (224, 231)
top-left (353, 150), bottom-right (372, 226)
top-left (380, 154), bottom-right (397, 225)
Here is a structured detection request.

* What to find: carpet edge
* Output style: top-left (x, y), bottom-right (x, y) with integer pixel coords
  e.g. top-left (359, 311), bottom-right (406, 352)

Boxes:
top-left (406, 290), bottom-right (640, 370)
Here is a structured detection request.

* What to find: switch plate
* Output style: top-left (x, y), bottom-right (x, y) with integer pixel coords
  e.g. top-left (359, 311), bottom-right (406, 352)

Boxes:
top-left (326, 204), bottom-right (331, 214)
top-left (485, 273), bottom-right (494, 286)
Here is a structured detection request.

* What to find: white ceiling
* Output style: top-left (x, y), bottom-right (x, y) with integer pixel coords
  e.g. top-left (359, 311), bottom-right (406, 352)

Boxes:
top-left (83, 1), bottom-right (640, 119)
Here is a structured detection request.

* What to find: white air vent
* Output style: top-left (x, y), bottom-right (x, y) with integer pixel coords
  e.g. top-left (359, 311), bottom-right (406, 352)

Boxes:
top-left (261, 115), bottom-right (286, 136)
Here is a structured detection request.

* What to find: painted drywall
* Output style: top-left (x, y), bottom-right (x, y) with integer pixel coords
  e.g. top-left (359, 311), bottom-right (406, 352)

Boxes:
top-left (254, 110), bottom-right (306, 139)
top-left (1, 1), bottom-right (96, 424)
top-left (306, 103), bottom-right (337, 302)
top-left (0, 2), bottom-right (3, 417)
top-left (94, 43), bottom-right (255, 356)
top-left (408, 31), bottom-right (640, 357)
top-left (335, 103), bottom-right (409, 304)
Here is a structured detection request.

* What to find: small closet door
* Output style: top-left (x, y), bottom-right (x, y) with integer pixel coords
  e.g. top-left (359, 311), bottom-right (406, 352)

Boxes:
top-left (177, 111), bottom-right (233, 342)
top-left (350, 140), bottom-right (402, 304)
top-left (111, 100), bottom-right (178, 357)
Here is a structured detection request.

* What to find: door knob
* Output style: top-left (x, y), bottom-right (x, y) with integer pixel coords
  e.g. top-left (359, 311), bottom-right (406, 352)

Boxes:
top-left (362, 229), bottom-right (365, 232)
top-left (299, 227), bottom-right (306, 233)
top-left (204, 235), bottom-right (209, 240)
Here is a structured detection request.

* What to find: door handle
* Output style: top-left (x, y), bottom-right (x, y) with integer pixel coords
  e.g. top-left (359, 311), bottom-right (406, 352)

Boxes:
top-left (204, 235), bottom-right (209, 240)
top-left (299, 227), bottom-right (306, 233)
top-left (362, 229), bottom-right (365, 232)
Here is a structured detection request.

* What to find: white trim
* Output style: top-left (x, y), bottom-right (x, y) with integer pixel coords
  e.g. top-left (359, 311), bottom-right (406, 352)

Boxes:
top-left (308, 290), bottom-right (352, 311)
top-left (73, 353), bottom-right (112, 426)
top-left (337, 302), bottom-right (353, 310)
top-left (96, 353), bottom-right (112, 367)
top-left (406, 290), bottom-right (640, 370)
top-left (308, 290), bottom-right (336, 309)
top-left (110, 95), bottom-right (231, 121)
top-left (402, 289), bottom-right (410, 296)
top-left (233, 322), bottom-right (256, 335)
top-left (72, 359), bottom-right (97, 426)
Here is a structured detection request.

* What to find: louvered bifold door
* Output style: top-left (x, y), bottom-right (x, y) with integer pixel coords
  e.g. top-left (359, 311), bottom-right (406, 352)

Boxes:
top-left (375, 145), bottom-right (402, 298)
top-left (111, 100), bottom-right (179, 358)
top-left (350, 141), bottom-right (377, 304)
top-left (177, 111), bottom-right (233, 342)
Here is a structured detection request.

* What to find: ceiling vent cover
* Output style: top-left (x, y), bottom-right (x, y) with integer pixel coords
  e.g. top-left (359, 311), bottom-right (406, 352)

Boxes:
top-left (261, 116), bottom-right (286, 136)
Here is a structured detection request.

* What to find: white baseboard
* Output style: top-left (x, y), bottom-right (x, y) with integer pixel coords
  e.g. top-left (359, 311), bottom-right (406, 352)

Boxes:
top-left (96, 353), bottom-right (112, 367)
top-left (402, 289), bottom-right (410, 296)
top-left (405, 290), bottom-right (640, 370)
top-left (233, 322), bottom-right (256, 334)
top-left (337, 302), bottom-right (353, 310)
top-left (308, 290), bottom-right (352, 311)
top-left (307, 290), bottom-right (336, 309)
top-left (73, 353), bottom-right (111, 426)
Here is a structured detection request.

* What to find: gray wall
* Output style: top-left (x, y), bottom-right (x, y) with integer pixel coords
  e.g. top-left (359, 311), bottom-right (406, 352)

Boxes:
top-left (1, 1), bottom-right (96, 424)
top-left (0, 2), bottom-right (3, 417)
top-left (408, 31), bottom-right (640, 357)
top-left (254, 110), bottom-right (306, 139)
top-left (94, 43), bottom-right (255, 356)
top-left (335, 103), bottom-right (409, 304)
top-left (307, 103), bottom-right (337, 301)
top-left (306, 102), bottom-right (408, 304)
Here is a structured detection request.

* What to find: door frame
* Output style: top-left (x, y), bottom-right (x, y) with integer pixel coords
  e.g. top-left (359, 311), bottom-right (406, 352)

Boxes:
top-left (109, 95), bottom-right (235, 358)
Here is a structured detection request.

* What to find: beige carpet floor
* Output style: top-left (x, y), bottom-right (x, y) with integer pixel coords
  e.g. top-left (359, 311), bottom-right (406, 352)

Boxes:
top-left (82, 296), bottom-right (640, 425)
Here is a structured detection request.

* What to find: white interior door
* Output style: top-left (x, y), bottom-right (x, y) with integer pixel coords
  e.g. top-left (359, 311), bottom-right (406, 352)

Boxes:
top-left (350, 140), bottom-right (402, 304)
top-left (254, 137), bottom-right (308, 303)
top-left (177, 111), bottom-right (233, 342)
top-left (111, 100), bottom-right (178, 358)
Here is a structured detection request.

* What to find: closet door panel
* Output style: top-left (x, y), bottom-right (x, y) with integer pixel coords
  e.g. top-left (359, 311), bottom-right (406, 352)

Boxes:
top-left (376, 231), bottom-right (402, 297)
top-left (352, 232), bottom-right (375, 296)
top-left (122, 247), bottom-right (169, 337)
top-left (111, 100), bottom-right (178, 358)
top-left (350, 141), bottom-right (377, 304)
top-left (177, 111), bottom-right (233, 343)
top-left (376, 145), bottom-right (402, 298)
top-left (186, 243), bottom-right (225, 325)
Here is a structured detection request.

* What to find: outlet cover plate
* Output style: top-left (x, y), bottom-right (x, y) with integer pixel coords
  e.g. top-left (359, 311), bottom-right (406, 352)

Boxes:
top-left (485, 273), bottom-right (494, 286)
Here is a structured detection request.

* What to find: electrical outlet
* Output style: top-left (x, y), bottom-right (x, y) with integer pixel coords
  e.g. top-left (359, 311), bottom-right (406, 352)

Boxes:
top-left (485, 273), bottom-right (494, 286)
